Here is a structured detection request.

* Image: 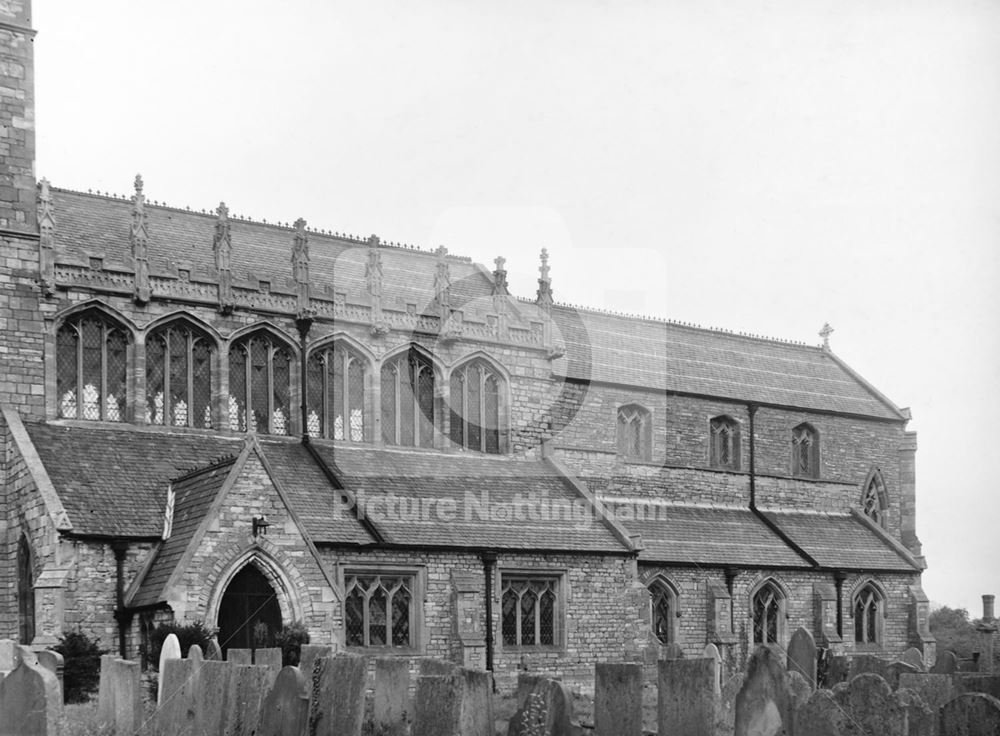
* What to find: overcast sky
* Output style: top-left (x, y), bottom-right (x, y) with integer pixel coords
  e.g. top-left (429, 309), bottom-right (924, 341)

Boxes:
top-left (32, 1), bottom-right (1000, 614)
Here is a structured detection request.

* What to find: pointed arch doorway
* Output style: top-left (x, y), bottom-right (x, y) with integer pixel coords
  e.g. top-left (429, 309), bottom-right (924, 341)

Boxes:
top-left (217, 564), bottom-right (282, 655)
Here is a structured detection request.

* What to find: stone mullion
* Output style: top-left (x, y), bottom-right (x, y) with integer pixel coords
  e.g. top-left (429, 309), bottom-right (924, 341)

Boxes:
top-left (370, 361), bottom-right (381, 445)
top-left (341, 351), bottom-right (350, 442)
top-left (185, 331), bottom-right (194, 428)
top-left (217, 341), bottom-right (229, 432)
top-left (99, 324), bottom-right (109, 421)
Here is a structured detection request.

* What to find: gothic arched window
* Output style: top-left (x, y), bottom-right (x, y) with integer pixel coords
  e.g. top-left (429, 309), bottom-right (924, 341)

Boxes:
top-left (752, 580), bottom-right (784, 645)
top-left (854, 583), bottom-right (883, 645)
top-left (306, 342), bottom-right (368, 441)
top-left (792, 423), bottom-right (820, 478)
top-left (228, 330), bottom-right (293, 435)
top-left (56, 310), bottom-right (130, 422)
top-left (381, 349), bottom-right (435, 448)
top-left (649, 579), bottom-right (678, 646)
top-left (710, 415), bottom-right (741, 470)
top-left (861, 470), bottom-right (888, 526)
top-left (500, 575), bottom-right (558, 647)
top-left (145, 321), bottom-right (214, 428)
top-left (17, 535), bottom-right (34, 645)
top-left (617, 404), bottom-right (652, 461)
top-left (449, 358), bottom-right (504, 454)
top-left (344, 572), bottom-right (413, 648)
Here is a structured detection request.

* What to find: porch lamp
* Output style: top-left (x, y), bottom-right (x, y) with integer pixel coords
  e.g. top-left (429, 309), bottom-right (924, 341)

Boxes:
top-left (252, 515), bottom-right (270, 537)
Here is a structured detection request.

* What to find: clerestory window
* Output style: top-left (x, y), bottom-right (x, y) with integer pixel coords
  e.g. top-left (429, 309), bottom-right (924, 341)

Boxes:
top-left (710, 415), bottom-right (741, 470)
top-left (344, 572), bottom-right (414, 648)
top-left (306, 341), bottom-right (367, 441)
top-left (228, 330), bottom-right (293, 435)
top-left (861, 470), bottom-right (887, 526)
top-left (449, 358), bottom-right (504, 454)
top-left (617, 404), bottom-right (652, 462)
top-left (501, 575), bottom-right (560, 648)
top-left (145, 321), bottom-right (214, 428)
top-left (381, 349), bottom-right (435, 448)
top-left (56, 310), bottom-right (130, 422)
top-left (792, 423), bottom-right (820, 478)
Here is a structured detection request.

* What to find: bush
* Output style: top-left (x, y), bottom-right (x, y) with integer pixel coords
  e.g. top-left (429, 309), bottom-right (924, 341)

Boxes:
top-left (274, 621), bottom-right (310, 667)
top-left (147, 621), bottom-right (214, 670)
top-left (53, 630), bottom-right (106, 703)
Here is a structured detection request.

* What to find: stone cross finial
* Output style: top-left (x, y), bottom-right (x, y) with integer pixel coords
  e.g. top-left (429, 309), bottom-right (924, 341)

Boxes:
top-left (536, 248), bottom-right (553, 309)
top-left (495, 256), bottom-right (506, 272)
top-left (214, 201), bottom-right (234, 313)
top-left (134, 173), bottom-right (144, 195)
top-left (819, 322), bottom-right (834, 349)
top-left (492, 255), bottom-right (509, 297)
top-left (435, 247), bottom-right (452, 314)
top-left (37, 178), bottom-right (56, 296)
top-left (539, 248), bottom-right (550, 282)
top-left (130, 173), bottom-right (150, 304)
top-left (368, 234), bottom-right (380, 248)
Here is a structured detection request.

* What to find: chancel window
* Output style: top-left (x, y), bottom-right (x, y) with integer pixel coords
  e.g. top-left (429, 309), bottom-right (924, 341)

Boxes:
top-left (501, 575), bottom-right (559, 647)
top-left (854, 584), bottom-right (882, 645)
top-left (381, 349), bottom-right (435, 448)
top-left (649, 579), bottom-right (677, 646)
top-left (306, 342), bottom-right (367, 441)
top-left (792, 423), bottom-right (819, 478)
top-left (145, 321), bottom-right (214, 428)
top-left (752, 581), bottom-right (784, 645)
top-left (344, 573), bottom-right (414, 648)
top-left (228, 331), bottom-right (293, 435)
top-left (449, 359), bottom-right (503, 454)
top-left (861, 470), bottom-right (887, 526)
top-left (710, 415), bottom-right (740, 470)
top-left (56, 311), bottom-right (130, 421)
top-left (17, 536), bottom-right (34, 645)
top-left (617, 404), bottom-right (652, 462)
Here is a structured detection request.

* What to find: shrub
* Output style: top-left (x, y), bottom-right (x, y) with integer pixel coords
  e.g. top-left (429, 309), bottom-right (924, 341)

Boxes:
top-left (147, 621), bottom-right (214, 670)
top-left (274, 621), bottom-right (310, 667)
top-left (53, 630), bottom-right (106, 703)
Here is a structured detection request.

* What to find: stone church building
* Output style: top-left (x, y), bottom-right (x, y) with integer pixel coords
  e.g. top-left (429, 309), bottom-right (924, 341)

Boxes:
top-left (0, 2), bottom-right (933, 684)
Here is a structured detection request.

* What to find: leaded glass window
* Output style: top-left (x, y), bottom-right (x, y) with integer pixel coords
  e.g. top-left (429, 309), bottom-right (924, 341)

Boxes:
top-left (17, 535), bottom-right (34, 645)
top-left (145, 321), bottom-right (214, 428)
top-left (56, 311), bottom-right (130, 422)
top-left (854, 584), bottom-right (881, 644)
top-left (228, 331), bottom-right (293, 435)
top-left (617, 405), bottom-right (651, 461)
top-left (306, 342), bottom-right (367, 441)
top-left (792, 423), bottom-right (819, 478)
top-left (862, 470), bottom-right (887, 525)
top-left (344, 573), bottom-right (413, 648)
top-left (381, 349), bottom-right (435, 448)
top-left (710, 415), bottom-right (740, 470)
top-left (449, 359), bottom-right (503, 453)
top-left (649, 580), bottom-right (677, 645)
top-left (752, 582), bottom-right (783, 645)
top-left (500, 576), bottom-right (558, 647)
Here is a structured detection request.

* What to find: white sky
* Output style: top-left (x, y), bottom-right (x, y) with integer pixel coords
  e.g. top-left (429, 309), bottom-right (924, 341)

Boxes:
top-left (32, 1), bottom-right (1000, 614)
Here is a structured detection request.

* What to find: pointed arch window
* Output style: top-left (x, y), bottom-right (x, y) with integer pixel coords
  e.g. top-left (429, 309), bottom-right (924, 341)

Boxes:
top-left (862, 470), bottom-right (887, 526)
top-left (306, 342), bottom-right (368, 441)
top-left (710, 415), bottom-right (741, 470)
top-left (344, 573), bottom-right (414, 648)
top-left (145, 321), bottom-right (214, 428)
top-left (56, 310), bottom-right (131, 422)
top-left (648, 578), bottom-right (678, 645)
top-left (853, 583), bottom-right (883, 645)
top-left (792, 423), bottom-right (819, 478)
top-left (618, 404), bottom-right (652, 462)
top-left (228, 330), bottom-right (293, 435)
top-left (450, 358), bottom-right (505, 454)
top-left (17, 535), bottom-right (34, 644)
top-left (381, 349), bottom-right (435, 448)
top-left (500, 575), bottom-right (560, 648)
top-left (752, 581), bottom-right (785, 645)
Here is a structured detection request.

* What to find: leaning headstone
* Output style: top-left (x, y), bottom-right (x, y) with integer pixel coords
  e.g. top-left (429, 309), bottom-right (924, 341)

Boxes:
top-left (659, 654), bottom-right (720, 736)
top-left (515, 673), bottom-right (547, 709)
top-left (459, 668), bottom-right (494, 736)
top-left (826, 655), bottom-right (850, 687)
top-left (96, 653), bottom-right (117, 727)
top-left (939, 692), bottom-right (1000, 734)
top-left (227, 648), bottom-right (252, 665)
top-left (418, 656), bottom-right (457, 676)
top-left (886, 660), bottom-right (920, 689)
top-left (254, 647), bottom-right (282, 670)
top-left (902, 647), bottom-right (925, 671)
top-left (931, 649), bottom-right (958, 674)
top-left (735, 646), bottom-right (790, 736)
top-left (187, 644), bottom-right (204, 663)
top-left (411, 674), bottom-right (462, 736)
top-left (0, 659), bottom-right (62, 736)
top-left (795, 689), bottom-right (850, 736)
top-left (507, 677), bottom-right (577, 736)
top-left (663, 642), bottom-right (685, 660)
top-left (787, 627), bottom-right (817, 689)
top-left (158, 632), bottom-right (182, 706)
top-left (374, 656), bottom-right (411, 736)
top-left (224, 664), bottom-right (277, 736)
top-left (899, 672), bottom-right (956, 711)
top-left (192, 660), bottom-right (233, 736)
top-left (258, 665), bottom-right (310, 736)
top-left (831, 672), bottom-right (933, 736)
top-left (594, 663), bottom-right (642, 736)
top-left (34, 650), bottom-right (64, 697)
top-left (110, 659), bottom-right (143, 736)
top-left (310, 653), bottom-right (367, 736)
top-left (298, 644), bottom-right (333, 677)
top-left (205, 637), bottom-right (223, 661)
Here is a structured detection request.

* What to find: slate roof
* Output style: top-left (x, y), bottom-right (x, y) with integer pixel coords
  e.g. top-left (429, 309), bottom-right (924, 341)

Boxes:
top-left (129, 460), bottom-right (233, 608)
top-left (308, 442), bottom-right (627, 552)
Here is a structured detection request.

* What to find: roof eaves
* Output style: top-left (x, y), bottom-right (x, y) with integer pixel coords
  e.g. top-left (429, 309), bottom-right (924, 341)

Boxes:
top-left (822, 349), bottom-right (908, 422)
top-left (848, 507), bottom-right (924, 571)
top-left (4, 411), bottom-right (73, 531)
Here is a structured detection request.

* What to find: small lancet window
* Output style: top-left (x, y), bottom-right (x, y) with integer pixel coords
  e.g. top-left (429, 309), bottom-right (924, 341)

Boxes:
top-left (17, 535), bottom-right (34, 644)
top-left (648, 579), bottom-right (678, 645)
top-left (854, 583), bottom-right (882, 645)
top-left (228, 330), bottom-right (293, 435)
top-left (449, 359), bottom-right (504, 454)
top-left (792, 423), bottom-right (819, 478)
top-left (56, 310), bottom-right (130, 422)
top-left (618, 404), bottom-right (652, 462)
top-left (145, 321), bottom-right (214, 428)
top-left (752, 581), bottom-right (784, 645)
top-left (710, 415), bottom-right (741, 470)
top-left (306, 341), bottom-right (367, 441)
top-left (381, 348), bottom-right (435, 448)
top-left (861, 470), bottom-right (887, 526)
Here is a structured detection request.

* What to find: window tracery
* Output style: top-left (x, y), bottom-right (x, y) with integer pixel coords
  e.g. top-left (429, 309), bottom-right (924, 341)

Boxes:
top-left (228, 330), bottom-right (293, 435)
top-left (56, 311), bottom-right (130, 422)
top-left (145, 321), bottom-right (214, 428)
top-left (306, 341), bottom-right (367, 441)
top-left (381, 349), bottom-right (435, 448)
top-left (449, 358), bottom-right (503, 453)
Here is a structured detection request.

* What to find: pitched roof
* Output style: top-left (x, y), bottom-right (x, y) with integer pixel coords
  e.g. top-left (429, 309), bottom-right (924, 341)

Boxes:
top-left (24, 422), bottom-right (243, 536)
top-left (308, 442), bottom-right (628, 553)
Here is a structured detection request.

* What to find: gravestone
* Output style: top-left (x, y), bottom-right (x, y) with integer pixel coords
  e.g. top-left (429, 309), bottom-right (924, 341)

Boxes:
top-left (659, 654), bottom-right (720, 736)
top-left (886, 660), bottom-right (920, 689)
top-left (205, 637), bottom-right (223, 661)
top-left (0, 639), bottom-right (15, 672)
top-left (795, 689), bottom-right (850, 736)
top-left (310, 653), bottom-right (366, 736)
top-left (664, 642), bottom-right (685, 660)
top-left (224, 664), bottom-right (277, 736)
top-left (110, 659), bottom-right (143, 736)
top-left (826, 656), bottom-right (850, 687)
top-left (192, 660), bottom-right (233, 736)
top-left (187, 644), bottom-right (204, 663)
top-left (931, 649), bottom-right (958, 674)
top-left (16, 645), bottom-right (37, 666)
top-left (787, 627), bottom-right (817, 689)
top-left (595, 663), bottom-right (642, 736)
top-left (459, 668), bottom-right (494, 736)
top-left (506, 677), bottom-right (577, 736)
top-left (374, 656), bottom-right (411, 736)
top-left (515, 673), bottom-right (547, 709)
top-left (227, 648), bottom-right (252, 665)
top-left (735, 646), bottom-right (790, 736)
top-left (34, 651), bottom-right (64, 696)
top-left (703, 644), bottom-right (723, 693)
top-left (0, 659), bottom-right (62, 736)
top-left (939, 692), bottom-right (1000, 734)
top-left (785, 671), bottom-right (814, 736)
top-left (902, 647), bottom-right (925, 671)
top-left (258, 666), bottom-right (310, 736)
top-left (156, 657), bottom-right (197, 736)
top-left (418, 656), bottom-right (457, 676)
top-left (850, 654), bottom-right (890, 682)
top-left (412, 674), bottom-right (462, 736)
top-left (830, 673), bottom-right (933, 736)
top-left (158, 632), bottom-right (182, 705)
top-left (899, 672), bottom-right (957, 711)
top-left (298, 644), bottom-right (333, 677)
top-left (254, 647), bottom-right (282, 670)
top-left (96, 653), bottom-right (117, 727)
top-left (958, 674), bottom-right (1000, 699)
